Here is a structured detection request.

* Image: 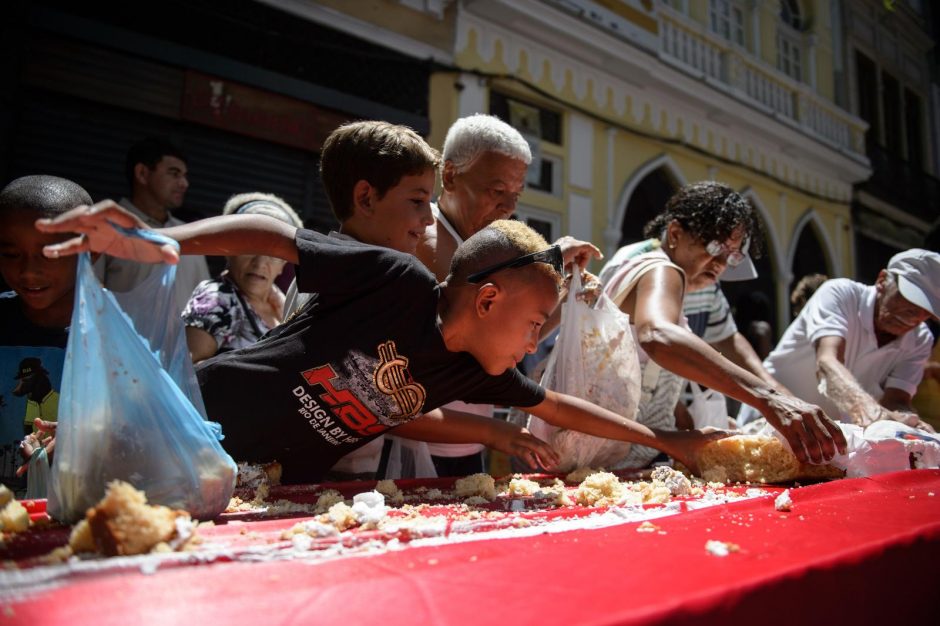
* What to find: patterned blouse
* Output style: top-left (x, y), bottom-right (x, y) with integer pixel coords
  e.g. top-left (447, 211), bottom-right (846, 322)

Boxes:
top-left (181, 274), bottom-right (280, 352)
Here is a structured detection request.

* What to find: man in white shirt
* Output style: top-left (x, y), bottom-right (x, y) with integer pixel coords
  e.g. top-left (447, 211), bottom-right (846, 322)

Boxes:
top-left (752, 249), bottom-right (938, 430)
top-left (94, 137), bottom-right (210, 309)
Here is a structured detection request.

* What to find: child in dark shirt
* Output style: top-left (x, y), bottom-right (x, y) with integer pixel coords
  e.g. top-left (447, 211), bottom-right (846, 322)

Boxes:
top-left (0, 175), bottom-right (91, 494)
top-left (38, 200), bottom-right (730, 484)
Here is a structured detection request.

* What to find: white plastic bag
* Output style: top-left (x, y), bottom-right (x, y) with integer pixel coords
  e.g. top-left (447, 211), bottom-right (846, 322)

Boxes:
top-left (832, 421), bottom-right (940, 477)
top-left (527, 272), bottom-right (641, 472)
top-left (687, 381), bottom-right (728, 429)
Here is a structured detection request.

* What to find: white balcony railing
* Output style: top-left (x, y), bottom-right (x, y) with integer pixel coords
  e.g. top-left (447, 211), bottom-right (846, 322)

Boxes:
top-left (658, 7), bottom-right (865, 158)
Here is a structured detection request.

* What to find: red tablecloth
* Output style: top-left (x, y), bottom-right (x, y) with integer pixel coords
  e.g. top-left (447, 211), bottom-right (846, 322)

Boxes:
top-left (4, 470), bottom-right (940, 625)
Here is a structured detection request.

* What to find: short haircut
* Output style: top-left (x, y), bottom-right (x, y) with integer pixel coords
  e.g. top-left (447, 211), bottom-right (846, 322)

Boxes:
top-left (125, 137), bottom-right (188, 189)
top-left (644, 181), bottom-right (764, 258)
top-left (319, 121), bottom-right (441, 222)
top-left (448, 219), bottom-right (561, 288)
top-left (790, 273), bottom-right (828, 315)
top-left (223, 192), bottom-right (304, 228)
top-left (442, 114), bottom-right (532, 174)
top-left (0, 175), bottom-right (92, 219)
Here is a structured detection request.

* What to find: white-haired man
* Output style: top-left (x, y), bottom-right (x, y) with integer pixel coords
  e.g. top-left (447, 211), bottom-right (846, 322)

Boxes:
top-left (741, 249), bottom-right (939, 431)
top-left (415, 114), bottom-right (600, 476)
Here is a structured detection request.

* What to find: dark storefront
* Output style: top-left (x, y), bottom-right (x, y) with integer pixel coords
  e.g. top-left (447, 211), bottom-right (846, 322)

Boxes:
top-left (1, 0), bottom-right (433, 232)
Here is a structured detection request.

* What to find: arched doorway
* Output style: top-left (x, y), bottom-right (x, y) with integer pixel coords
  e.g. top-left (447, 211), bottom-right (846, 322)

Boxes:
top-left (719, 196), bottom-right (781, 348)
top-left (789, 214), bottom-right (833, 315)
top-left (617, 164), bottom-right (683, 248)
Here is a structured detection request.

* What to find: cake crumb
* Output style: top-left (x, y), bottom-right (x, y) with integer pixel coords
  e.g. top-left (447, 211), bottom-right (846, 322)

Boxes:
top-left (705, 540), bottom-right (740, 557)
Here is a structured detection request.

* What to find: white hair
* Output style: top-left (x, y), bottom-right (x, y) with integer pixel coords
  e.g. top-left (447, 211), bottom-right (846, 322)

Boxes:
top-left (442, 114), bottom-right (532, 173)
top-left (222, 192), bottom-right (303, 228)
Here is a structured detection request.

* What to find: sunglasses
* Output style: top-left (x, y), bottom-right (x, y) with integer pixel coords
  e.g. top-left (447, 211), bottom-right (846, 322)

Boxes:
top-left (705, 238), bottom-right (748, 267)
top-left (466, 245), bottom-right (564, 284)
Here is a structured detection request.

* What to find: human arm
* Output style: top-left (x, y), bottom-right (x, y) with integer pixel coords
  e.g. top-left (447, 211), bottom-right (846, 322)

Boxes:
top-left (524, 389), bottom-right (727, 475)
top-left (627, 266), bottom-right (846, 463)
top-left (816, 336), bottom-right (933, 431)
top-left (710, 332), bottom-right (791, 394)
top-left (36, 199), bottom-right (298, 263)
top-left (185, 327), bottom-right (219, 364)
top-left (394, 407), bottom-right (560, 470)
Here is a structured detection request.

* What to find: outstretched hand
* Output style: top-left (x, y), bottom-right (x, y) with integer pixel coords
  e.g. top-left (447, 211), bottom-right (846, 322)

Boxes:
top-left (554, 236), bottom-right (602, 273)
top-left (760, 393), bottom-right (847, 464)
top-left (486, 420), bottom-right (559, 472)
top-left (660, 427), bottom-right (733, 477)
top-left (35, 199), bottom-right (180, 264)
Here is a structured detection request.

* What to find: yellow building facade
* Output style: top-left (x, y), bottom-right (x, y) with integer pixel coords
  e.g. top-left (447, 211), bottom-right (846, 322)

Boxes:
top-left (428, 0), bottom-right (870, 331)
top-left (270, 0), bottom-right (872, 331)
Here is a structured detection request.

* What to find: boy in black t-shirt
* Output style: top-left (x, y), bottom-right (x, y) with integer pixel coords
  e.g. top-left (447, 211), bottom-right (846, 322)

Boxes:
top-left (0, 175), bottom-right (92, 493)
top-left (38, 202), bottom-right (729, 484)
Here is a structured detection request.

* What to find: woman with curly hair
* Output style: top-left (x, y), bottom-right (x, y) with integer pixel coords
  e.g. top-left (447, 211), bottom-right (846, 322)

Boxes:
top-left (598, 181), bottom-right (845, 466)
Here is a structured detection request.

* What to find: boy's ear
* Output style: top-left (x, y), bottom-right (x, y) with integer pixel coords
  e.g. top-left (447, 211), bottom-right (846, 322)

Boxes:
top-left (474, 283), bottom-right (503, 318)
top-left (352, 180), bottom-right (375, 217)
top-left (441, 161), bottom-right (458, 192)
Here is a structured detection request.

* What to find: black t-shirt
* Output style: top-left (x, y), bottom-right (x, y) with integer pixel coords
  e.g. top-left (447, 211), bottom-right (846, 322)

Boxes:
top-left (196, 230), bottom-right (545, 483)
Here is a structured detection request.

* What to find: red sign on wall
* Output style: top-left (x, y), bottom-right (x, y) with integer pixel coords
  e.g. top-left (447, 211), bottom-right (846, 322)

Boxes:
top-left (181, 70), bottom-right (350, 152)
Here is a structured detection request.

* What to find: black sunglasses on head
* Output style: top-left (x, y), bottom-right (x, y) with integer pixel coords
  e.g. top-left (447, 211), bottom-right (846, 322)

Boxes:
top-left (466, 245), bottom-right (564, 284)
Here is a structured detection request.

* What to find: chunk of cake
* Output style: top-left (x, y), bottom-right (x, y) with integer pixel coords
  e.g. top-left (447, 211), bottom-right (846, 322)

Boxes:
top-left (70, 481), bottom-right (195, 556)
top-left (454, 473), bottom-right (496, 500)
top-left (696, 435), bottom-right (844, 484)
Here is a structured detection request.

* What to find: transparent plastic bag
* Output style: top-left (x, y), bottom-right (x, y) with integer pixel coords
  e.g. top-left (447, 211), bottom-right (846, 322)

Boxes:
top-left (527, 272), bottom-right (642, 473)
top-left (48, 233), bottom-right (236, 523)
top-left (687, 381), bottom-right (728, 429)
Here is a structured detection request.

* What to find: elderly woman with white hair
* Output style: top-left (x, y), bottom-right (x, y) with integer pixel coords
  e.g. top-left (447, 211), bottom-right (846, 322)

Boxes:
top-left (182, 192), bottom-right (303, 363)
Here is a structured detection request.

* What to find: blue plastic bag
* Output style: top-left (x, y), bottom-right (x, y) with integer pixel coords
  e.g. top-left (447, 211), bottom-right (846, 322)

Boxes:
top-left (48, 232), bottom-right (236, 522)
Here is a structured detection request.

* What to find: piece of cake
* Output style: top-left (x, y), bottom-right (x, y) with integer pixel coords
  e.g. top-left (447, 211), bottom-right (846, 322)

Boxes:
top-left (0, 484), bottom-right (13, 508)
top-left (696, 435), bottom-right (844, 484)
top-left (0, 499), bottom-right (30, 533)
top-left (236, 461), bottom-right (282, 489)
top-left (70, 480), bottom-right (195, 556)
top-left (574, 471), bottom-right (625, 506)
top-left (454, 473), bottom-right (496, 500)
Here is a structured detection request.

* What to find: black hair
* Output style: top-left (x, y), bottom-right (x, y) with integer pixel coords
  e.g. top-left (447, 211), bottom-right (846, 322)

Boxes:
top-left (125, 137), bottom-right (188, 189)
top-left (0, 175), bottom-right (92, 218)
top-left (643, 181), bottom-right (763, 258)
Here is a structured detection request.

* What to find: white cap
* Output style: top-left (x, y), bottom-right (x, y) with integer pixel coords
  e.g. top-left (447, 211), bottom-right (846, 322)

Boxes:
top-left (888, 248), bottom-right (940, 319)
top-left (719, 237), bottom-right (757, 282)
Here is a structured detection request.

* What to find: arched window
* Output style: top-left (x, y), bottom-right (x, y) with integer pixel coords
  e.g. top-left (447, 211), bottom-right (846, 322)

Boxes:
top-left (780, 0), bottom-right (802, 29)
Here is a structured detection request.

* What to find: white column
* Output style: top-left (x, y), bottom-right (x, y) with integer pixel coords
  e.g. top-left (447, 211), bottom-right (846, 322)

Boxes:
top-left (457, 73), bottom-right (487, 118)
top-left (604, 127), bottom-right (620, 258)
top-left (568, 113), bottom-right (593, 189)
top-left (568, 193), bottom-right (594, 243)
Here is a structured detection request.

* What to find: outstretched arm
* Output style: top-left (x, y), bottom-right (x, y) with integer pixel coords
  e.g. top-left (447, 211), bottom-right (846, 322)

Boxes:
top-left (395, 408), bottom-right (559, 470)
top-left (523, 390), bottom-right (728, 475)
top-left (816, 336), bottom-right (933, 431)
top-left (36, 199), bottom-right (299, 263)
top-left (628, 266), bottom-right (846, 463)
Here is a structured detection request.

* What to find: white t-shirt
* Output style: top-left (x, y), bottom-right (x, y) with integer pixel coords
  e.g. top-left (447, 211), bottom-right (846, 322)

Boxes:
top-left (762, 278), bottom-right (933, 422)
top-left (93, 198), bottom-right (210, 311)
